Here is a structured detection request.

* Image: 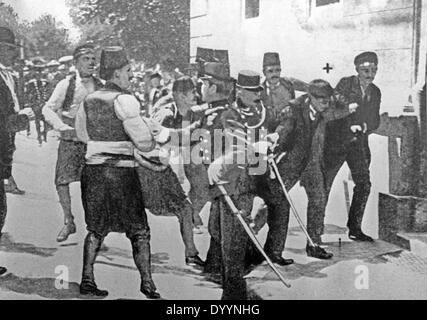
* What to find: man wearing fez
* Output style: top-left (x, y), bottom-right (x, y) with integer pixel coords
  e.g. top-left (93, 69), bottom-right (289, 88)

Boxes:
top-left (43, 43), bottom-right (103, 242)
top-left (0, 27), bottom-right (34, 275)
top-left (261, 52), bottom-right (308, 131)
top-left (75, 46), bottom-right (204, 298)
top-left (322, 52), bottom-right (381, 242)
top-left (25, 58), bottom-right (49, 145)
top-left (254, 52), bottom-right (306, 234)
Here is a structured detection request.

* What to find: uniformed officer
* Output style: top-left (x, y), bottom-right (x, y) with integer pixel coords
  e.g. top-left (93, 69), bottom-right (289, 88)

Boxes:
top-left (189, 62), bottom-right (235, 276)
top-left (207, 70), bottom-right (277, 299)
top-left (185, 61), bottom-right (234, 231)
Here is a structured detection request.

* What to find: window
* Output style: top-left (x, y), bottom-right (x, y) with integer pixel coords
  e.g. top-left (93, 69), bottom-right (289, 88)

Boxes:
top-left (316, 0), bottom-right (340, 7)
top-left (245, 0), bottom-right (259, 19)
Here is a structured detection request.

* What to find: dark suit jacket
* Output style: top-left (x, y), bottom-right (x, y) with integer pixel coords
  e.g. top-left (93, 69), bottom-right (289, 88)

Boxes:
top-left (0, 74), bottom-right (28, 179)
top-left (274, 95), bottom-right (351, 188)
top-left (326, 75), bottom-right (381, 152)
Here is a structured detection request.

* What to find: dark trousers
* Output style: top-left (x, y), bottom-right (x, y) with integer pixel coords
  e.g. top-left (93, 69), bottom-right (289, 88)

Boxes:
top-left (307, 138), bottom-right (372, 241)
top-left (256, 163), bottom-right (300, 257)
top-left (0, 182), bottom-right (6, 234)
top-left (184, 163), bottom-right (210, 227)
top-left (206, 192), bottom-right (254, 300)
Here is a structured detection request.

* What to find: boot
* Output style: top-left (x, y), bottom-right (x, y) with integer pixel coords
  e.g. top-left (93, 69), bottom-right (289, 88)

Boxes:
top-left (0, 266), bottom-right (7, 275)
top-left (131, 235), bottom-right (161, 299)
top-left (56, 220), bottom-right (76, 242)
top-left (80, 232), bottom-right (108, 297)
top-left (185, 255), bottom-right (205, 267)
top-left (57, 186), bottom-right (76, 242)
top-left (306, 244), bottom-right (333, 260)
top-left (349, 229), bottom-right (374, 242)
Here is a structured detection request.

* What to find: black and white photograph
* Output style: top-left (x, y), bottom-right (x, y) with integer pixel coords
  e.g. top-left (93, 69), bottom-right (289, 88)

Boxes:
top-left (0, 0), bottom-right (426, 304)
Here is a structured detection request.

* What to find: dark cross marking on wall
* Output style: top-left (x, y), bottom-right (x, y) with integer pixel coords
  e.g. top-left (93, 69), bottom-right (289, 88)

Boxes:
top-left (323, 63), bottom-right (333, 73)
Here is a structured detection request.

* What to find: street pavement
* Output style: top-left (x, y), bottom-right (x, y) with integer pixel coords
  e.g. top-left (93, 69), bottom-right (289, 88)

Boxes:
top-left (0, 126), bottom-right (426, 300)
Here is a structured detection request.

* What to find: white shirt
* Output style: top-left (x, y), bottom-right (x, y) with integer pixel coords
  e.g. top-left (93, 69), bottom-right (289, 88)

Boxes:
top-left (42, 72), bottom-right (96, 130)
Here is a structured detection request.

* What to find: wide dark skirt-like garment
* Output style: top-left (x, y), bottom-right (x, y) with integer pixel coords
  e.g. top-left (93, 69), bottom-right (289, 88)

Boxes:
top-left (55, 140), bottom-right (86, 186)
top-left (137, 165), bottom-right (188, 217)
top-left (81, 164), bottom-right (149, 237)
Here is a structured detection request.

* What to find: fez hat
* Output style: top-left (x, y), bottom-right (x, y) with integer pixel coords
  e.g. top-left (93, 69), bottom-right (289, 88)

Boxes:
top-left (236, 70), bottom-right (263, 92)
top-left (172, 76), bottom-right (195, 93)
top-left (0, 27), bottom-right (20, 47)
top-left (73, 43), bottom-right (95, 60)
top-left (354, 51), bottom-right (378, 67)
top-left (263, 52), bottom-right (281, 68)
top-left (99, 46), bottom-right (129, 80)
top-left (308, 79), bottom-right (334, 98)
top-left (150, 72), bottom-right (162, 80)
top-left (200, 62), bottom-right (231, 81)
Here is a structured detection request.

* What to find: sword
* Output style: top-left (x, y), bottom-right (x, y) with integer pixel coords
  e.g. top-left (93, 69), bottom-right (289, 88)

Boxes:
top-left (267, 158), bottom-right (318, 248)
top-left (217, 185), bottom-right (291, 288)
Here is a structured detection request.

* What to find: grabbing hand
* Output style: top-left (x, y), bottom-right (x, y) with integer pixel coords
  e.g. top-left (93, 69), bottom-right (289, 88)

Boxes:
top-left (350, 125), bottom-right (363, 133)
top-left (19, 107), bottom-right (35, 119)
top-left (207, 162), bottom-right (227, 185)
top-left (349, 103), bottom-right (358, 114)
top-left (204, 106), bottom-right (225, 127)
top-left (265, 132), bottom-right (279, 151)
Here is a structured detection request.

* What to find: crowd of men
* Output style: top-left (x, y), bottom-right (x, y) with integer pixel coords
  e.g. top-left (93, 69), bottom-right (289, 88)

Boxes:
top-left (0, 25), bottom-right (381, 300)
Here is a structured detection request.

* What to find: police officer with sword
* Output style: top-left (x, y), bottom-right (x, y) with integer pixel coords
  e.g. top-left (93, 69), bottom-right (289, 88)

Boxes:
top-left (206, 70), bottom-right (291, 299)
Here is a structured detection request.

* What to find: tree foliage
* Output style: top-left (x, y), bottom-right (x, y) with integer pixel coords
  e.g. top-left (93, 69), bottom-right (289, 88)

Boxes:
top-left (28, 14), bottom-right (72, 60)
top-left (67, 0), bottom-right (190, 70)
top-left (0, 2), bottom-right (72, 61)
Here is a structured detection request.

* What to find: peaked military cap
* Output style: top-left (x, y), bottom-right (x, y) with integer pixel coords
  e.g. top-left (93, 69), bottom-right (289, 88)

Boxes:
top-left (263, 52), bottom-right (281, 68)
top-left (354, 51), bottom-right (378, 67)
top-left (236, 70), bottom-right (263, 91)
